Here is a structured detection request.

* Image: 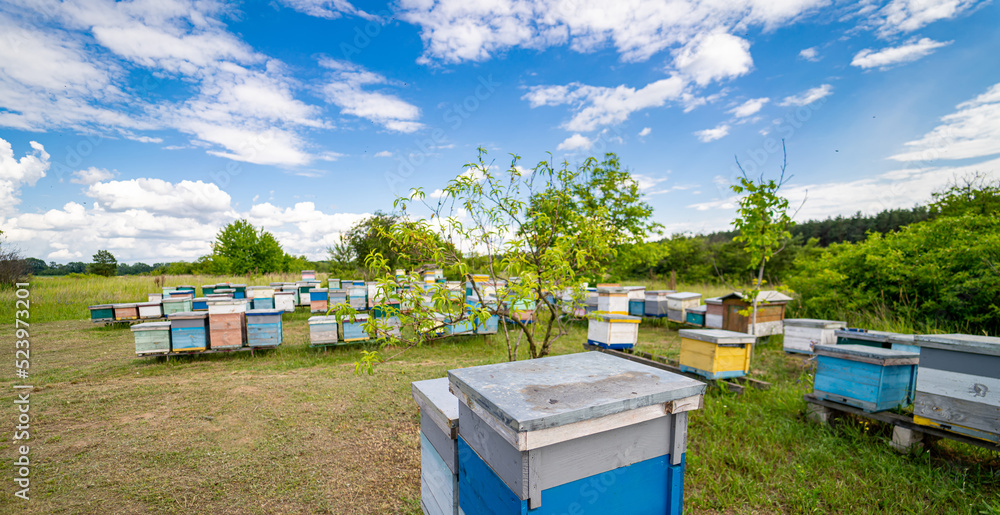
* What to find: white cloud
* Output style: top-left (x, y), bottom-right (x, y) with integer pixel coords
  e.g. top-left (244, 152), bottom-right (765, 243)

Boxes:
top-left (638, 127), bottom-right (652, 137)
top-left (851, 38), bottom-right (951, 69)
top-left (0, 138), bottom-right (49, 215)
top-left (778, 84), bottom-right (833, 106)
top-left (86, 178), bottom-right (233, 217)
top-left (374, 150), bottom-right (393, 157)
top-left (71, 167), bottom-right (115, 185)
top-left (319, 59), bottom-right (423, 133)
top-left (695, 124), bottom-right (730, 142)
top-left (799, 47), bottom-right (819, 61)
top-left (524, 76), bottom-right (686, 131)
top-left (890, 81), bottom-right (1000, 162)
top-left (877, 0), bottom-right (980, 36)
top-left (557, 133), bottom-right (594, 151)
top-left (730, 97), bottom-right (770, 118)
top-left (275, 0), bottom-right (375, 20)
top-left (673, 33), bottom-right (753, 86)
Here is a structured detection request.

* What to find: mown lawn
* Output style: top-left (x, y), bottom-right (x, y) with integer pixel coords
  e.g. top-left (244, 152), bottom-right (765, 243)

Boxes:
top-left (0, 278), bottom-right (997, 513)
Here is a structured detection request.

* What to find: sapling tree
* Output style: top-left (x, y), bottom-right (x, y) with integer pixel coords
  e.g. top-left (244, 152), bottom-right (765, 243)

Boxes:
top-left (731, 142), bottom-right (797, 335)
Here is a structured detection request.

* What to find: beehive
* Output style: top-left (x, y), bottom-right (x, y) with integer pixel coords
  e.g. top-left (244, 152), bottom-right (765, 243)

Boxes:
top-left (201, 285), bottom-right (216, 296)
top-left (678, 329), bottom-right (757, 380)
top-left (161, 297), bottom-right (192, 316)
top-left (192, 297), bottom-right (209, 311)
top-left (587, 313), bottom-right (640, 349)
top-left (448, 316), bottom-right (475, 335)
top-left (347, 285), bottom-right (367, 310)
top-left (449, 352), bottom-right (705, 515)
top-left (208, 299), bottom-right (246, 350)
top-left (310, 288), bottom-right (329, 313)
top-left (596, 287), bottom-right (628, 315)
top-left (302, 269), bottom-right (316, 281)
top-left (813, 344), bottom-right (918, 412)
top-left (666, 292), bottom-right (702, 323)
top-left (307, 315), bottom-right (339, 345)
top-left (704, 297), bottom-right (723, 329)
top-left (720, 291), bottom-right (791, 336)
top-left (328, 277), bottom-right (341, 290)
top-left (341, 313), bottom-right (370, 342)
top-left (474, 314), bottom-right (499, 335)
top-left (231, 284), bottom-right (247, 299)
top-left (685, 305), bottom-right (707, 327)
top-left (169, 290), bottom-right (193, 300)
top-left (137, 301), bottom-right (163, 319)
top-left (328, 288), bottom-right (348, 308)
top-left (274, 291), bottom-right (295, 312)
top-left (297, 282), bottom-right (313, 306)
top-left (280, 285), bottom-right (299, 305)
top-left (88, 304), bottom-right (114, 323)
top-left (131, 321), bottom-right (171, 355)
top-left (113, 303), bottom-right (139, 321)
top-left (252, 297), bottom-right (274, 310)
top-left (246, 309), bottom-right (283, 347)
top-left (412, 378), bottom-right (460, 515)
top-left (168, 311), bottom-right (209, 352)
top-left (213, 288), bottom-right (236, 298)
top-left (912, 334), bottom-right (1000, 443)
top-left (373, 316), bottom-right (402, 339)
top-left (625, 286), bottom-right (646, 316)
top-left (644, 290), bottom-right (675, 317)
top-left (783, 319), bottom-right (847, 354)
top-left (147, 293), bottom-right (162, 303)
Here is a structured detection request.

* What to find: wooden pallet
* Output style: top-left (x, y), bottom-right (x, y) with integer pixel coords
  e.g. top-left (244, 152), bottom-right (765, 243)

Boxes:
top-left (135, 346), bottom-right (277, 361)
top-left (803, 394), bottom-right (1000, 453)
top-left (582, 344), bottom-right (771, 394)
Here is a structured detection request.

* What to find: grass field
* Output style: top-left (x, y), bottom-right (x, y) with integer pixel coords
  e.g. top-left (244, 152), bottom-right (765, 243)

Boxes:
top-left (0, 278), bottom-right (998, 513)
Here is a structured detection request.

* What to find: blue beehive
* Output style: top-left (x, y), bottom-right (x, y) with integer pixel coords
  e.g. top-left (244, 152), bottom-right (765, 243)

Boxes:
top-left (447, 316), bottom-right (475, 335)
top-left (813, 344), bottom-right (919, 412)
top-left (192, 297), bottom-right (209, 311)
top-left (341, 313), bottom-right (370, 342)
top-left (412, 378), bottom-right (460, 515)
top-left (245, 309), bottom-right (283, 347)
top-left (168, 311), bottom-right (209, 352)
top-left (685, 305), bottom-right (707, 327)
top-left (252, 297), bottom-right (274, 310)
top-left (449, 352), bottom-right (705, 515)
top-left (474, 314), bottom-right (499, 335)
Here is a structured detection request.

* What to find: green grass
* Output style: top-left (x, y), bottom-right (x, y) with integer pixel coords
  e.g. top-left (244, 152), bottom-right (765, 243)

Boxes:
top-left (0, 277), bottom-right (996, 513)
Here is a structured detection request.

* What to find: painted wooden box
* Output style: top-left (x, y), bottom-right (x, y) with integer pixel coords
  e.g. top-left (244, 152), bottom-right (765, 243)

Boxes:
top-left (252, 297), bottom-right (275, 310)
top-left (326, 277), bottom-right (340, 290)
top-left (201, 285), bottom-right (216, 296)
top-left (310, 288), bottom-right (329, 313)
top-left (341, 313), bottom-right (370, 342)
top-left (412, 378), bottom-right (460, 515)
top-left (161, 286), bottom-right (177, 296)
top-left (783, 319), bottom-right (847, 354)
top-left (279, 285), bottom-right (299, 305)
top-left (247, 286), bottom-right (275, 300)
top-left (169, 290), bottom-right (194, 300)
top-left (685, 305), bottom-right (707, 327)
top-left (176, 284), bottom-right (196, 293)
top-left (274, 291), bottom-right (295, 312)
top-left (813, 344), bottom-right (918, 412)
top-left (474, 314), bottom-right (499, 335)
top-left (208, 299), bottom-right (247, 350)
top-left (232, 284), bottom-right (247, 299)
top-left (296, 283), bottom-right (313, 306)
top-left (421, 313), bottom-right (448, 337)
top-left (113, 303), bottom-right (139, 321)
top-left (704, 297), bottom-right (723, 329)
top-left (678, 329), bottom-right (757, 380)
top-left (448, 316), bottom-right (476, 335)
top-left (213, 288), bottom-right (235, 299)
top-left (89, 304), bottom-right (114, 323)
top-left (246, 309), bottom-right (283, 347)
top-left (644, 290), bottom-right (675, 317)
top-left (597, 287), bottom-right (629, 315)
top-left (373, 316), bottom-right (402, 339)
top-left (912, 334), bottom-right (1000, 443)
top-left (328, 288), bottom-right (348, 308)
top-left (161, 297), bottom-right (192, 316)
top-left (720, 291), bottom-right (791, 336)
top-left (835, 328), bottom-right (891, 348)
top-left (666, 292), bottom-right (702, 323)
top-left (449, 352), bottom-right (705, 515)
top-left (302, 269), bottom-right (316, 281)
top-left (347, 286), bottom-right (368, 310)
top-left (168, 311), bottom-right (209, 352)
top-left (587, 313), bottom-right (641, 349)
top-left (372, 302), bottom-right (400, 318)
top-left (192, 297), bottom-right (209, 311)
top-left (308, 315), bottom-right (339, 345)
top-left (147, 293), bottom-right (162, 303)
top-left (138, 301), bottom-right (163, 319)
top-left (131, 321), bottom-right (171, 355)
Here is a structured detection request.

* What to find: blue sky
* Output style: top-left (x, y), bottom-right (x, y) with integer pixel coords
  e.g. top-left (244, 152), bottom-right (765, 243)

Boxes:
top-left (1, 0), bottom-right (998, 263)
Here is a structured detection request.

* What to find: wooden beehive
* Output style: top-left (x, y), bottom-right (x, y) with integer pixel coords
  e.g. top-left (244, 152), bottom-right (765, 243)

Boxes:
top-left (168, 311), bottom-right (209, 352)
top-left (587, 313), bottom-right (641, 349)
top-left (341, 313), bottom-right (370, 342)
top-left (246, 309), bottom-right (283, 347)
top-left (474, 314), bottom-right (499, 335)
top-left (685, 305), bottom-right (707, 327)
top-left (447, 316), bottom-right (475, 335)
top-left (274, 291), bottom-right (295, 312)
top-left (912, 334), bottom-right (1000, 443)
top-left (679, 329), bottom-right (757, 380)
top-left (162, 286), bottom-right (177, 296)
top-left (328, 288), bottom-right (348, 308)
top-left (147, 293), bottom-right (162, 303)
top-left (192, 297), bottom-right (209, 311)
top-left (449, 352), bottom-right (705, 515)
top-left (88, 304), bottom-right (114, 323)
top-left (201, 285), bottom-right (216, 296)
top-left (113, 303), bottom-right (139, 321)
top-left (625, 286), bottom-right (646, 316)
top-left (310, 288), bottom-right (329, 313)
top-left (597, 286), bottom-right (629, 315)
top-left (704, 297), bottom-right (723, 329)
top-left (347, 285), bottom-right (367, 310)
top-left (161, 297), bottom-right (192, 316)
top-left (719, 291), bottom-right (791, 336)
top-left (208, 299), bottom-right (246, 350)
top-left (169, 290), bottom-right (193, 300)
top-left (373, 316), bottom-right (402, 339)
top-left (252, 297), bottom-right (274, 310)
top-left (131, 321), bottom-right (171, 355)
top-left (137, 301), bottom-right (163, 319)
top-left (666, 292), bottom-right (702, 323)
top-left (412, 378), bottom-right (460, 515)
top-left (232, 284), bottom-right (247, 299)
top-left (813, 344), bottom-right (918, 412)
top-left (308, 315), bottom-right (339, 345)
top-left (296, 283), bottom-right (313, 306)
top-left (302, 269), bottom-right (316, 281)
top-left (213, 288), bottom-right (235, 298)
top-left (783, 319), bottom-right (847, 354)
top-left (644, 290), bottom-right (675, 317)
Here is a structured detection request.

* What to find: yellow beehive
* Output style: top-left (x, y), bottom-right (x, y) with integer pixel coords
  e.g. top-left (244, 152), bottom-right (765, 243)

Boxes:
top-left (678, 329), bottom-right (756, 380)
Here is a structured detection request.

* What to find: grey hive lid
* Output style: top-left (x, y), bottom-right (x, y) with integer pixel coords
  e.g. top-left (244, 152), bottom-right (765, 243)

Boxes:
top-left (90, 304), bottom-right (113, 309)
top-left (678, 329), bottom-right (757, 344)
top-left (784, 318), bottom-right (847, 329)
top-left (645, 290), bottom-right (676, 296)
top-left (814, 343), bottom-right (919, 362)
top-left (113, 303), bottom-right (138, 308)
top-left (448, 352), bottom-right (706, 434)
top-left (835, 329), bottom-right (894, 343)
top-left (246, 309), bottom-right (283, 316)
top-left (596, 286), bottom-right (626, 294)
top-left (666, 292), bottom-right (702, 300)
top-left (595, 313), bottom-right (642, 323)
top-left (687, 305), bottom-right (707, 314)
top-left (167, 311), bottom-right (207, 319)
top-left (412, 377), bottom-right (459, 429)
top-left (913, 334), bottom-right (1000, 357)
top-left (704, 297), bottom-right (722, 305)
top-left (131, 321), bottom-right (171, 331)
top-left (308, 315), bottom-right (338, 323)
top-left (162, 297), bottom-right (189, 303)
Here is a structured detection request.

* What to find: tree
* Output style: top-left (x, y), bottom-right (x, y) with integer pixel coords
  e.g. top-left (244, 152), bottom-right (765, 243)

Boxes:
top-left (328, 212), bottom-right (404, 277)
top-left (0, 232), bottom-right (29, 286)
top-left (211, 219), bottom-right (286, 275)
top-left (89, 250), bottom-right (118, 277)
top-left (353, 149), bottom-right (656, 374)
top-left (930, 172), bottom-right (1000, 218)
top-left (731, 142), bottom-right (796, 335)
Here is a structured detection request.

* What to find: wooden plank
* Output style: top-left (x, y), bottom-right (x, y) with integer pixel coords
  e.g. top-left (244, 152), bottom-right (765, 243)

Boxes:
top-left (914, 391), bottom-right (1000, 436)
top-left (919, 347), bottom-right (1000, 380)
top-left (421, 432), bottom-right (459, 515)
top-left (422, 415), bottom-right (458, 475)
top-left (916, 367), bottom-right (1000, 406)
top-left (458, 401), bottom-right (528, 499)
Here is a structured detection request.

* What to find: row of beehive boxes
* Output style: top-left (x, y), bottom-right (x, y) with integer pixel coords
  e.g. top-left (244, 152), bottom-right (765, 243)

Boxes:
top-left (89, 290), bottom-right (297, 323)
top-left (130, 301), bottom-right (284, 355)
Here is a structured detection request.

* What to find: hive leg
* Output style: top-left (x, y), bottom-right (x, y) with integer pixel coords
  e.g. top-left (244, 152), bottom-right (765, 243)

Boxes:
top-left (889, 426), bottom-right (924, 453)
top-left (806, 403), bottom-right (833, 425)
